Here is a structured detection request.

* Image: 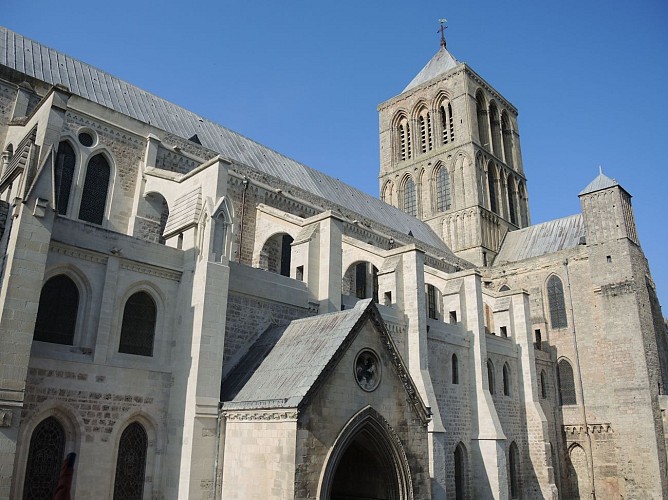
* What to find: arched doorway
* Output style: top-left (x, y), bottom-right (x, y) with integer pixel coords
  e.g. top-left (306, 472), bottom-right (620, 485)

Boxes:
top-left (321, 408), bottom-right (412, 500)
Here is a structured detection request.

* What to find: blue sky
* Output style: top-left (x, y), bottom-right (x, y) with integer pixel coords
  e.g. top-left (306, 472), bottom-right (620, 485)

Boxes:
top-left (5, 1), bottom-right (668, 308)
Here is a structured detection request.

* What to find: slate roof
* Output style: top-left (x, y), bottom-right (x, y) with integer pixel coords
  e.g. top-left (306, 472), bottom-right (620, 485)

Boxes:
top-left (494, 214), bottom-right (585, 265)
top-left (0, 27), bottom-right (454, 255)
top-left (221, 299), bottom-right (374, 410)
top-left (403, 46), bottom-right (460, 93)
top-left (579, 169), bottom-right (619, 196)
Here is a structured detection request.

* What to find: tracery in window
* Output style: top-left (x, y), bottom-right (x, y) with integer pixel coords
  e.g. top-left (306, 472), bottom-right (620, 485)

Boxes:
top-left (119, 292), bottom-right (157, 356)
top-left (54, 141), bottom-right (76, 215)
top-left (403, 177), bottom-right (417, 216)
top-left (435, 166), bottom-right (451, 212)
top-left (78, 153), bottom-right (110, 224)
top-left (547, 275), bottom-right (568, 329)
top-left (23, 416), bottom-right (65, 500)
top-left (113, 422), bottom-right (148, 500)
top-left (557, 359), bottom-right (577, 405)
top-left (34, 275), bottom-right (79, 345)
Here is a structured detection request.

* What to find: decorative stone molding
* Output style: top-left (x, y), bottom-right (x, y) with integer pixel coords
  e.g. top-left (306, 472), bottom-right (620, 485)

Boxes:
top-left (120, 261), bottom-right (182, 282)
top-left (223, 410), bottom-right (298, 422)
top-left (563, 423), bottom-right (613, 435)
top-left (50, 242), bottom-right (108, 264)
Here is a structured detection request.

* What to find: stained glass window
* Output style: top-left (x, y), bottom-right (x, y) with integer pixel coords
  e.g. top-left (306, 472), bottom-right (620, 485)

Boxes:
top-left (23, 417), bottom-right (65, 500)
top-left (55, 142), bottom-right (75, 215)
top-left (78, 153), bottom-right (110, 225)
top-left (113, 422), bottom-right (148, 500)
top-left (547, 275), bottom-right (568, 329)
top-left (34, 275), bottom-right (79, 345)
top-left (119, 292), bottom-right (157, 356)
top-left (558, 359), bottom-right (577, 405)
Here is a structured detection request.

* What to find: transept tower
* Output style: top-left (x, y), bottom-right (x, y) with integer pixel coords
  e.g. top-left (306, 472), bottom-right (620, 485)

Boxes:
top-left (378, 33), bottom-right (529, 265)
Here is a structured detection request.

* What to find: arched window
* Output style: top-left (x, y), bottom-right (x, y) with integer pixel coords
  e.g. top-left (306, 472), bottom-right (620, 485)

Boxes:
top-left (509, 442), bottom-right (520, 499)
top-left (547, 275), bottom-right (568, 329)
top-left (487, 165), bottom-right (498, 214)
top-left (355, 262), bottom-right (367, 299)
top-left (34, 275), bottom-right (79, 345)
top-left (144, 192), bottom-right (169, 244)
top-left (418, 110), bottom-right (431, 153)
top-left (435, 167), bottom-right (451, 212)
top-left (119, 292), bottom-right (157, 356)
top-left (280, 234), bottom-right (293, 277)
top-left (487, 359), bottom-right (495, 394)
top-left (540, 370), bottom-right (547, 399)
top-left (78, 153), bottom-right (110, 224)
top-left (23, 416), bottom-right (66, 500)
top-left (381, 181), bottom-right (394, 205)
top-left (503, 363), bottom-right (511, 396)
top-left (452, 353), bottom-right (459, 384)
top-left (501, 113), bottom-right (513, 168)
top-left (259, 233), bottom-right (293, 276)
top-left (403, 177), bottom-right (417, 216)
top-left (489, 102), bottom-right (502, 157)
top-left (54, 141), bottom-right (76, 215)
top-left (440, 102), bottom-right (455, 144)
top-left (557, 359), bottom-right (577, 405)
top-left (518, 182), bottom-right (528, 227)
top-left (476, 91), bottom-right (489, 149)
top-left (113, 422), bottom-right (148, 500)
top-left (507, 175), bottom-right (517, 225)
top-left (426, 284), bottom-right (438, 319)
top-left (454, 442), bottom-right (467, 500)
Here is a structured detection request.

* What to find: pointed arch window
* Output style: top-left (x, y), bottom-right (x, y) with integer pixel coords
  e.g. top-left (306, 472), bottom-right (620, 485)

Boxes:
top-left (403, 177), bottom-right (416, 216)
top-left (502, 113), bottom-right (514, 168)
top-left (54, 141), bottom-right (76, 215)
top-left (119, 292), bottom-right (157, 356)
top-left (547, 275), bottom-right (568, 329)
top-left (487, 359), bottom-right (495, 394)
top-left (507, 175), bottom-right (517, 225)
top-left (454, 442), bottom-right (467, 500)
top-left (487, 167), bottom-right (498, 214)
top-left (489, 102), bottom-right (502, 157)
top-left (435, 167), bottom-right (451, 212)
top-left (540, 370), bottom-right (547, 399)
top-left (23, 416), bottom-right (66, 500)
top-left (440, 102), bottom-right (455, 144)
top-left (557, 359), bottom-right (577, 405)
top-left (419, 113), bottom-right (431, 153)
top-left (503, 363), bottom-right (511, 396)
top-left (426, 284), bottom-right (438, 319)
top-left (452, 353), bottom-right (459, 384)
top-left (398, 117), bottom-right (411, 161)
top-left (476, 92), bottom-right (489, 150)
top-left (518, 182), bottom-right (528, 227)
top-left (78, 153), bottom-right (110, 224)
top-left (34, 275), bottom-right (79, 345)
top-left (113, 422), bottom-right (148, 500)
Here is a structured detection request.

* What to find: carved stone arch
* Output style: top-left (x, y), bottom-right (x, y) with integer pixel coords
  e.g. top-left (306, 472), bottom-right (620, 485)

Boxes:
top-left (566, 443), bottom-right (589, 499)
top-left (381, 179), bottom-right (395, 205)
top-left (411, 100), bottom-right (429, 120)
top-left (258, 230), bottom-right (297, 276)
top-left (342, 259), bottom-right (381, 303)
top-left (15, 402), bottom-right (82, 500)
top-left (393, 110), bottom-right (411, 161)
top-left (212, 196), bottom-right (234, 261)
top-left (475, 89), bottom-right (489, 149)
top-left (318, 406), bottom-right (413, 500)
top-left (400, 173), bottom-right (417, 216)
top-left (77, 146), bottom-right (115, 225)
top-left (110, 411), bottom-right (160, 500)
top-left (115, 281), bottom-right (164, 358)
top-left (141, 190), bottom-right (170, 244)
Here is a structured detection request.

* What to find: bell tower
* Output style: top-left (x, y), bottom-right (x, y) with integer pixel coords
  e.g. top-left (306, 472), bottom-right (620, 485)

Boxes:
top-left (377, 26), bottom-right (529, 266)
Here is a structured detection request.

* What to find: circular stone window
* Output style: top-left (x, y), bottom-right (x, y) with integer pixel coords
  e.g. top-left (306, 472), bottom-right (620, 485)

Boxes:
top-left (78, 131), bottom-right (96, 147)
top-left (354, 349), bottom-right (381, 392)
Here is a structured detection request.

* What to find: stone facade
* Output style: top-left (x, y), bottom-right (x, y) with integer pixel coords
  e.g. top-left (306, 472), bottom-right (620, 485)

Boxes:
top-left (0, 27), bottom-right (666, 500)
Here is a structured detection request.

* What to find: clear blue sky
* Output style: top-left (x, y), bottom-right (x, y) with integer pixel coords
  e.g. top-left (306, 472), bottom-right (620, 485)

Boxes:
top-left (5, 1), bottom-right (668, 309)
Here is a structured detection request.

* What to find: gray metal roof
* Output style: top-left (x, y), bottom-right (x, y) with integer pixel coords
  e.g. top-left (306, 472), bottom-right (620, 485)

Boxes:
top-left (403, 46), bottom-right (460, 93)
top-left (579, 169), bottom-right (619, 196)
top-left (220, 299), bottom-right (373, 410)
top-left (494, 214), bottom-right (585, 265)
top-left (163, 186), bottom-right (202, 236)
top-left (0, 27), bottom-right (453, 254)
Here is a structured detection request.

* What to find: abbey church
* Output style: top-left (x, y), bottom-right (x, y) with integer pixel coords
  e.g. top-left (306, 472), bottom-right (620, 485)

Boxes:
top-left (0, 26), bottom-right (667, 499)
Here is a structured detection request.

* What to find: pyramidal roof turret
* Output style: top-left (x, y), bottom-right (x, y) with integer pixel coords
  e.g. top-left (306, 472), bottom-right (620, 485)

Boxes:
top-left (579, 166), bottom-right (620, 196)
top-left (402, 44), bottom-right (460, 93)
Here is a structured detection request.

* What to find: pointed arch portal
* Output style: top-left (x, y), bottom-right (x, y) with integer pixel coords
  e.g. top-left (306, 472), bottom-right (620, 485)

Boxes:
top-left (320, 407), bottom-right (412, 500)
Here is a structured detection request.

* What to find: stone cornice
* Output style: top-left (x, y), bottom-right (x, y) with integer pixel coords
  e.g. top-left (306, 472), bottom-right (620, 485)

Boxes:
top-left (120, 260), bottom-right (182, 282)
top-left (223, 409), bottom-right (298, 422)
top-left (50, 242), bottom-right (108, 264)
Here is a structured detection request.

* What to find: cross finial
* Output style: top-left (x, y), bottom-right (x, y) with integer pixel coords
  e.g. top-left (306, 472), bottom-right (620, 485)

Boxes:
top-left (438, 19), bottom-right (448, 48)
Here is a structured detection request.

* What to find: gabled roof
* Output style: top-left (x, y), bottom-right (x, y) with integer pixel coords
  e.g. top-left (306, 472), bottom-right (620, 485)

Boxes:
top-left (0, 27), bottom-right (455, 256)
top-left (494, 214), bottom-right (585, 265)
top-left (220, 299), bottom-right (429, 423)
top-left (579, 169), bottom-right (619, 196)
top-left (402, 46), bottom-right (460, 93)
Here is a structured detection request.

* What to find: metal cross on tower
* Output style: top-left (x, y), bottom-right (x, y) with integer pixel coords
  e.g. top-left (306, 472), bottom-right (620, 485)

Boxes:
top-left (438, 18), bottom-right (448, 48)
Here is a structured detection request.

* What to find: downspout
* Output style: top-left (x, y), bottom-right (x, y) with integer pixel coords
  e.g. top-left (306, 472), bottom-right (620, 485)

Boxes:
top-left (236, 176), bottom-right (248, 263)
top-left (564, 258), bottom-right (596, 499)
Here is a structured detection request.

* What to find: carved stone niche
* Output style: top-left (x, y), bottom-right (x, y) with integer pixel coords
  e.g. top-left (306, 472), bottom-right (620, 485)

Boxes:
top-left (0, 409), bottom-right (13, 427)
